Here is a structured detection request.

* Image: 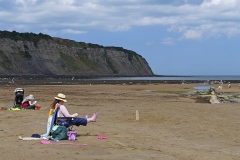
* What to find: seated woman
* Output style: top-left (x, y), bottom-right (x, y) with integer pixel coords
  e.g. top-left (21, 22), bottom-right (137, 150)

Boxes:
top-left (50, 93), bottom-right (97, 127)
top-left (22, 94), bottom-right (37, 109)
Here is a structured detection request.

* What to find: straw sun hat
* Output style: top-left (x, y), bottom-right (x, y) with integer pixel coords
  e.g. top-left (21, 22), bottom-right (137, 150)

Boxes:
top-left (54, 93), bottom-right (67, 102)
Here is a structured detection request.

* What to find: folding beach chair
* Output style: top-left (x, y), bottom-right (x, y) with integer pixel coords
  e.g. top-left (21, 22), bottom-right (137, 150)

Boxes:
top-left (41, 106), bottom-right (60, 139)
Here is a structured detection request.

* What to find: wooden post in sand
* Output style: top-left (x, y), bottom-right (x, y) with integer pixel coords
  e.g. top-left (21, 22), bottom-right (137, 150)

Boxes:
top-left (136, 110), bottom-right (139, 120)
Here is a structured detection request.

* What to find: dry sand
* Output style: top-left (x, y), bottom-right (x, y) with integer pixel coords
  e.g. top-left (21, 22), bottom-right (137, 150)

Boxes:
top-left (0, 83), bottom-right (240, 160)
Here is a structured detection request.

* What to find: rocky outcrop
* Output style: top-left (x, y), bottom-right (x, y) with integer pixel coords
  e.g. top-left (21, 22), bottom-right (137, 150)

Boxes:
top-left (0, 31), bottom-right (153, 76)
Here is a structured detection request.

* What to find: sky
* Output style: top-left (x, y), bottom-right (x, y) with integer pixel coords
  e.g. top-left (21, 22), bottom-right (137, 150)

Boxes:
top-left (0, 0), bottom-right (240, 76)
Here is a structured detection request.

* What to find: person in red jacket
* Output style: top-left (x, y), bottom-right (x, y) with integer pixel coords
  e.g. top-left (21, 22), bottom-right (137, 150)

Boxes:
top-left (22, 94), bottom-right (37, 109)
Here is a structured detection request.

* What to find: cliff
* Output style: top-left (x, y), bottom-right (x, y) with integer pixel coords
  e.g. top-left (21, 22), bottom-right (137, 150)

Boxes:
top-left (0, 31), bottom-right (154, 76)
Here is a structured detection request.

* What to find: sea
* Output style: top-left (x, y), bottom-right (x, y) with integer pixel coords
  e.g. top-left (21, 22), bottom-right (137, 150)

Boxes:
top-left (96, 75), bottom-right (240, 81)
top-left (1, 75), bottom-right (240, 85)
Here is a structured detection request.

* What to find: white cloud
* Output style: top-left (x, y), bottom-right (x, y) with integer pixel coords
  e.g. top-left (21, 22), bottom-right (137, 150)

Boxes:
top-left (137, 16), bottom-right (181, 26)
top-left (15, 0), bottom-right (37, 7)
top-left (60, 29), bottom-right (87, 34)
top-left (201, 0), bottom-right (237, 7)
top-left (15, 0), bottom-right (37, 4)
top-left (183, 30), bottom-right (202, 40)
top-left (58, 0), bottom-right (75, 5)
top-left (145, 41), bottom-right (154, 46)
top-left (1, 0), bottom-right (240, 40)
top-left (161, 38), bottom-right (175, 45)
top-left (107, 25), bottom-right (130, 32)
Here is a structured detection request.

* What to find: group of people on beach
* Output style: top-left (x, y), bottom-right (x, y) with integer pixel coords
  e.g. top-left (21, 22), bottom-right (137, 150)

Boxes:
top-left (217, 80), bottom-right (231, 90)
top-left (22, 93), bottom-right (97, 127)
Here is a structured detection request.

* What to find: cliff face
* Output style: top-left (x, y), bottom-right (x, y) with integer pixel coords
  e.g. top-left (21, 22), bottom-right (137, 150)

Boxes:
top-left (0, 34), bottom-right (154, 76)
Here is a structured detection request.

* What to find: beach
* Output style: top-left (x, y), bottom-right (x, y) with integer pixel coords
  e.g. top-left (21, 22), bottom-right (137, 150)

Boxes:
top-left (0, 83), bottom-right (240, 160)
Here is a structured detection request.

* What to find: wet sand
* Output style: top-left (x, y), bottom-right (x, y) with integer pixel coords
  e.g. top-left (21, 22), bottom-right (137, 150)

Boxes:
top-left (0, 83), bottom-right (240, 160)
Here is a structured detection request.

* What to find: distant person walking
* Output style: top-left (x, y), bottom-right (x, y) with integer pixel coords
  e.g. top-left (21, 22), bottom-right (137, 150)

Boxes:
top-left (228, 82), bottom-right (231, 89)
top-left (219, 80), bottom-right (223, 90)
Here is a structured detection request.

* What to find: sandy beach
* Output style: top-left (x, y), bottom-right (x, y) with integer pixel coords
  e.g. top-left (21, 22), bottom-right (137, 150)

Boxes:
top-left (0, 83), bottom-right (240, 160)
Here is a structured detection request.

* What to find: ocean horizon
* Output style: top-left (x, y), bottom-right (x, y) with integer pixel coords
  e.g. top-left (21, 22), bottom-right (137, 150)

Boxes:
top-left (1, 74), bottom-right (240, 82)
top-left (1, 75), bottom-right (240, 85)
top-left (96, 75), bottom-right (240, 81)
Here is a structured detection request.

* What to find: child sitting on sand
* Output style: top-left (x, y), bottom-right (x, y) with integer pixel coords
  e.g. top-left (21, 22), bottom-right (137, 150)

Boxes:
top-left (22, 94), bottom-right (37, 109)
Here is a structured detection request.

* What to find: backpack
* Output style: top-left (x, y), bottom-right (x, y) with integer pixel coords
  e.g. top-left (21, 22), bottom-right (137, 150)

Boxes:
top-left (50, 125), bottom-right (68, 140)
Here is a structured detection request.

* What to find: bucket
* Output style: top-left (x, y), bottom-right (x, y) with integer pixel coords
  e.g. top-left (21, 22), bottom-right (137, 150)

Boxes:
top-left (35, 106), bottom-right (41, 110)
top-left (68, 131), bottom-right (77, 141)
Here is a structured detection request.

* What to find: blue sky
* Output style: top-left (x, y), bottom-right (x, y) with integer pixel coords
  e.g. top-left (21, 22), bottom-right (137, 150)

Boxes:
top-left (1, 0), bottom-right (240, 75)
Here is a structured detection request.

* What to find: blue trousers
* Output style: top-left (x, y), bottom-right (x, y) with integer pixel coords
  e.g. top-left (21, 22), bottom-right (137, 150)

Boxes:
top-left (72, 117), bottom-right (87, 126)
top-left (25, 105), bottom-right (36, 109)
top-left (58, 117), bottom-right (87, 127)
